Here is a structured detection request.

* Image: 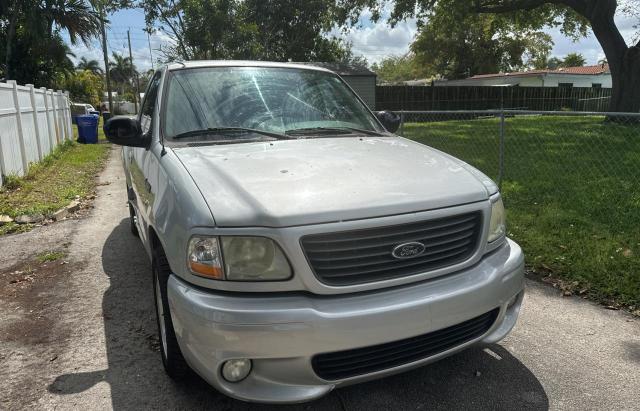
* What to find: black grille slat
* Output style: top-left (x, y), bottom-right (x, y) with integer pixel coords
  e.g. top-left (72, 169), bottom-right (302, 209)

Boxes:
top-left (314, 320), bottom-right (491, 369)
top-left (318, 330), bottom-right (481, 378)
top-left (307, 229), bottom-right (476, 263)
top-left (303, 214), bottom-right (478, 244)
top-left (303, 221), bottom-right (477, 253)
top-left (301, 212), bottom-right (482, 286)
top-left (313, 310), bottom-right (496, 364)
top-left (312, 309), bottom-right (499, 380)
top-left (300, 211), bottom-right (482, 286)
top-left (318, 246), bottom-right (470, 278)
top-left (312, 238), bottom-right (473, 271)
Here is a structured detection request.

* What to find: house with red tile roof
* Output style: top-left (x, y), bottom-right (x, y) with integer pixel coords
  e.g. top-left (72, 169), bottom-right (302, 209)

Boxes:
top-left (435, 64), bottom-right (611, 88)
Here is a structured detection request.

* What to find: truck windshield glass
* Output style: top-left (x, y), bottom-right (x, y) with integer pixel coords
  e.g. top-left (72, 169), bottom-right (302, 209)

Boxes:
top-left (163, 66), bottom-right (384, 140)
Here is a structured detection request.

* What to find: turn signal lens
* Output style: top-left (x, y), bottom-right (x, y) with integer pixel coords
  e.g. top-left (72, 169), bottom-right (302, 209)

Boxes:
top-left (488, 197), bottom-right (506, 243)
top-left (187, 237), bottom-right (223, 279)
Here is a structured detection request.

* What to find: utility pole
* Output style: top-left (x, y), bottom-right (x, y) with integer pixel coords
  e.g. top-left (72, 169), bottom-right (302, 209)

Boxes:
top-left (127, 29), bottom-right (141, 113)
top-left (98, 3), bottom-right (113, 112)
top-left (147, 31), bottom-right (155, 71)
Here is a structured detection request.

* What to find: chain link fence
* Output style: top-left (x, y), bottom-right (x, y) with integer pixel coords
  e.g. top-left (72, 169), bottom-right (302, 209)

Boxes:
top-left (396, 110), bottom-right (640, 307)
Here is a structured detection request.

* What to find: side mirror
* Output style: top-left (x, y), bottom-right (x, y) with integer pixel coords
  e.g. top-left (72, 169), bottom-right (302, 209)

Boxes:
top-left (375, 111), bottom-right (401, 133)
top-left (103, 116), bottom-right (148, 147)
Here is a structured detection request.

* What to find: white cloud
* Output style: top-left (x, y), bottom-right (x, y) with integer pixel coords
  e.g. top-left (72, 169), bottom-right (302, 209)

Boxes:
top-left (332, 8), bottom-right (418, 64)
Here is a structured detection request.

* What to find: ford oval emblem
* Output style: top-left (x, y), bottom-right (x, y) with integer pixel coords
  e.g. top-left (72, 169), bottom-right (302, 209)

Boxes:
top-left (391, 242), bottom-right (426, 259)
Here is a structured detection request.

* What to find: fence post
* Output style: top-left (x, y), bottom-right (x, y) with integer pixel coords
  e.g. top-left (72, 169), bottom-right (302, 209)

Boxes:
top-left (399, 111), bottom-right (405, 136)
top-left (55, 90), bottom-right (64, 141)
top-left (8, 80), bottom-right (29, 175)
top-left (42, 87), bottom-right (55, 150)
top-left (64, 91), bottom-right (73, 140)
top-left (497, 110), bottom-right (505, 189)
top-left (27, 84), bottom-right (44, 160)
top-left (40, 87), bottom-right (56, 151)
top-left (57, 90), bottom-right (69, 141)
top-left (0, 110), bottom-right (6, 184)
top-left (49, 89), bottom-right (61, 144)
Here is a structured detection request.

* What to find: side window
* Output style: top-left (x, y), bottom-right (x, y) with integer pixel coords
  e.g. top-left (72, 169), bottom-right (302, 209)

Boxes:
top-left (140, 72), bottom-right (162, 135)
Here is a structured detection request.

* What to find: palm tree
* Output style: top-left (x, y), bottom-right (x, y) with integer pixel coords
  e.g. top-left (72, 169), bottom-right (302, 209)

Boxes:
top-left (76, 56), bottom-right (103, 74)
top-left (109, 52), bottom-right (137, 98)
top-left (4, 0), bottom-right (101, 80)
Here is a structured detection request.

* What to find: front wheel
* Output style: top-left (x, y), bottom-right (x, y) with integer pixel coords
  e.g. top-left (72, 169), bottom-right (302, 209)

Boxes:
top-left (128, 203), bottom-right (139, 237)
top-left (153, 247), bottom-right (190, 379)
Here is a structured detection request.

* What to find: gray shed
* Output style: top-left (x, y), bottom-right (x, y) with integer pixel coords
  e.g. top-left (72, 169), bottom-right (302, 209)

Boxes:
top-left (297, 62), bottom-right (377, 109)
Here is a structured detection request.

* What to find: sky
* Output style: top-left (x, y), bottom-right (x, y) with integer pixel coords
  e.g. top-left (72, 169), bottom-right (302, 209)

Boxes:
top-left (68, 5), bottom-right (638, 73)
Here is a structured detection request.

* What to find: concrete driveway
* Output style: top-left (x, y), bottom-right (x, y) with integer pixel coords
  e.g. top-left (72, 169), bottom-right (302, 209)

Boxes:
top-left (1, 148), bottom-right (638, 410)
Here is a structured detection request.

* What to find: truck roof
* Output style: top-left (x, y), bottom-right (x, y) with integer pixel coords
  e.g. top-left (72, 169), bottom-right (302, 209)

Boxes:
top-left (165, 60), bottom-right (335, 74)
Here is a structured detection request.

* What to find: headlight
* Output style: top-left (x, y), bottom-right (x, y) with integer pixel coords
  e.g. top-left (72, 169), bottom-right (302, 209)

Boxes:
top-left (187, 236), bottom-right (291, 281)
top-left (222, 237), bottom-right (291, 281)
top-left (488, 197), bottom-right (506, 243)
top-left (187, 237), bottom-right (224, 279)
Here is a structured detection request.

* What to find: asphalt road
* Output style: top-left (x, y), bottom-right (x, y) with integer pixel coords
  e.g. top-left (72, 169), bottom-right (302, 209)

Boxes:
top-left (1, 148), bottom-right (639, 410)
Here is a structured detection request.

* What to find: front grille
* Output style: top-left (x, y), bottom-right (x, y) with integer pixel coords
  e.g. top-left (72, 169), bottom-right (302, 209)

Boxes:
top-left (301, 212), bottom-right (482, 286)
top-left (312, 308), bottom-right (499, 380)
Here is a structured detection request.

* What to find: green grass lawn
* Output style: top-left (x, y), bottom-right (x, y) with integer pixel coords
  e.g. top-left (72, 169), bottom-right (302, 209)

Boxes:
top-left (0, 120), bottom-right (111, 235)
top-left (403, 116), bottom-right (640, 308)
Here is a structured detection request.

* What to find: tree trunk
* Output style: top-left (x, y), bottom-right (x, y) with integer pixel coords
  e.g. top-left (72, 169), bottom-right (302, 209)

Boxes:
top-left (608, 46), bottom-right (640, 113)
top-left (586, 5), bottom-right (639, 114)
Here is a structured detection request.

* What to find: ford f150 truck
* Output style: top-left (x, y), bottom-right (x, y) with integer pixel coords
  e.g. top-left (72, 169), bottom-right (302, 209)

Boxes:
top-left (103, 61), bottom-right (525, 404)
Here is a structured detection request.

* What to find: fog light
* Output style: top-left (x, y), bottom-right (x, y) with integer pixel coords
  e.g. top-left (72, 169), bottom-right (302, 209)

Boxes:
top-left (222, 359), bottom-right (252, 382)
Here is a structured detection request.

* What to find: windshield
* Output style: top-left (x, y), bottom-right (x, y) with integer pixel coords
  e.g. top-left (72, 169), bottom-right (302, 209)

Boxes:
top-left (163, 66), bottom-right (384, 141)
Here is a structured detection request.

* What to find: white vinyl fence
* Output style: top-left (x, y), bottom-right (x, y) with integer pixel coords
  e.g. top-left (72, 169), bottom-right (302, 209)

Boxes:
top-left (0, 80), bottom-right (73, 186)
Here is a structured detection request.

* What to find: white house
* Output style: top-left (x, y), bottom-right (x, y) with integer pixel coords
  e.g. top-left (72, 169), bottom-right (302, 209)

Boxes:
top-left (435, 64), bottom-right (611, 88)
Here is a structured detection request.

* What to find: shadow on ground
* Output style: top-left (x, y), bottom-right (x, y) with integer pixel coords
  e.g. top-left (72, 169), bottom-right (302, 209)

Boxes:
top-left (49, 219), bottom-right (549, 410)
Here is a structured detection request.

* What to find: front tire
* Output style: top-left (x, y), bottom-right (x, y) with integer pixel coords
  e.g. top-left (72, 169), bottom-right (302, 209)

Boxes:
top-left (128, 203), bottom-right (139, 237)
top-left (153, 247), bottom-right (190, 379)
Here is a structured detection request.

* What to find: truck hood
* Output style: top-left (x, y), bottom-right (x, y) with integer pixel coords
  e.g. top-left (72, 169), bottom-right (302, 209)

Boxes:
top-left (173, 137), bottom-right (492, 227)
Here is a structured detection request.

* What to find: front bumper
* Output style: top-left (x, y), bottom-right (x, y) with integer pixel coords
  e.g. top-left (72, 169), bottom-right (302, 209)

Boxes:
top-left (168, 238), bottom-right (525, 404)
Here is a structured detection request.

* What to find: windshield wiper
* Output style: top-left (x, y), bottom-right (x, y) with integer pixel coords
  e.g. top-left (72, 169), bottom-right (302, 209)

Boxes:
top-left (285, 127), bottom-right (387, 137)
top-left (173, 127), bottom-right (294, 141)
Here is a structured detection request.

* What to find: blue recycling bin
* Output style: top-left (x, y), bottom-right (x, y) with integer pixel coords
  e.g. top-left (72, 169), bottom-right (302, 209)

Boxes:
top-left (76, 114), bottom-right (99, 144)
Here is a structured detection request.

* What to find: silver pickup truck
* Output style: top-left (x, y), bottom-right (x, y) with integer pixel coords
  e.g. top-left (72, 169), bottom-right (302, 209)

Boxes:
top-left (103, 61), bottom-right (524, 404)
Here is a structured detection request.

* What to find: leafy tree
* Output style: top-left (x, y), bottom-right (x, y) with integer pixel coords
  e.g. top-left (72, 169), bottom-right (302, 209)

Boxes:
top-left (241, 0), bottom-right (352, 62)
top-left (337, 0), bottom-right (640, 112)
top-left (1, 0), bottom-right (101, 83)
top-left (546, 56), bottom-right (564, 69)
top-left (76, 56), bottom-right (103, 74)
top-left (535, 53), bottom-right (587, 69)
top-left (108, 52), bottom-right (136, 97)
top-left (63, 69), bottom-right (104, 106)
top-left (371, 54), bottom-right (430, 83)
top-left (561, 52), bottom-right (587, 67)
top-left (139, 0), bottom-right (357, 62)
top-left (409, 5), bottom-right (553, 79)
